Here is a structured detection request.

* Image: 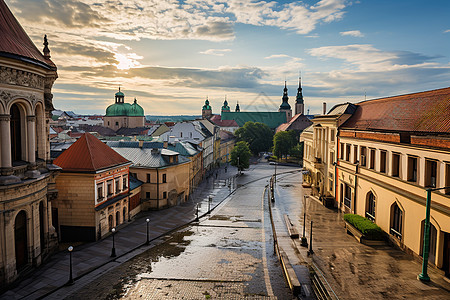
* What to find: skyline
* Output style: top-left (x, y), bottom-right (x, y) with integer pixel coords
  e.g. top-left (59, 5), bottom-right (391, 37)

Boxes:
top-left (6, 0), bottom-right (450, 115)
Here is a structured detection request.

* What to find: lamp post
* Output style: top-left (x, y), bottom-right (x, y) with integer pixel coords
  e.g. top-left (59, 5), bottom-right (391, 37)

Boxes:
top-left (418, 186), bottom-right (450, 282)
top-left (196, 203), bottom-right (199, 222)
top-left (67, 246), bottom-right (74, 285)
top-left (307, 220), bottom-right (314, 255)
top-left (111, 227), bottom-right (116, 257)
top-left (274, 162), bottom-right (277, 184)
top-left (237, 156), bottom-right (240, 175)
top-left (146, 218), bottom-right (150, 245)
top-left (301, 195), bottom-right (308, 247)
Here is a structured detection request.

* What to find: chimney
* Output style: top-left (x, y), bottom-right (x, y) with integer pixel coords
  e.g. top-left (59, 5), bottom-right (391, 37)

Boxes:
top-left (139, 140), bottom-right (144, 148)
top-left (163, 141), bottom-right (168, 149)
top-left (323, 102), bottom-right (327, 115)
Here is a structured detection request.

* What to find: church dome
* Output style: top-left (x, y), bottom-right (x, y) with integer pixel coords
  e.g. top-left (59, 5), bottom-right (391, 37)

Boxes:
top-left (105, 102), bottom-right (132, 116)
top-left (202, 99), bottom-right (211, 110)
top-left (129, 98), bottom-right (145, 116)
top-left (279, 101), bottom-right (291, 110)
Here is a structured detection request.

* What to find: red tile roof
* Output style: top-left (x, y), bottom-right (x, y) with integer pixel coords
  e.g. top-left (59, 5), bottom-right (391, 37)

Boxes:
top-left (54, 133), bottom-right (130, 172)
top-left (210, 114), bottom-right (239, 127)
top-left (0, 0), bottom-right (55, 68)
top-left (342, 87), bottom-right (450, 134)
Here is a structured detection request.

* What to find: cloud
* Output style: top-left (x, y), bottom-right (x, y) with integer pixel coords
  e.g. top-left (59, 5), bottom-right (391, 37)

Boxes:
top-left (265, 54), bottom-right (292, 59)
top-left (200, 49), bottom-right (232, 56)
top-left (444, 29), bottom-right (450, 33)
top-left (340, 30), bottom-right (364, 37)
top-left (308, 44), bottom-right (439, 71)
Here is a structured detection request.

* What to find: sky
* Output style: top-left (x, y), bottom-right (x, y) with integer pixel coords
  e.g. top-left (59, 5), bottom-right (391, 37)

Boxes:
top-left (6, 0), bottom-right (450, 115)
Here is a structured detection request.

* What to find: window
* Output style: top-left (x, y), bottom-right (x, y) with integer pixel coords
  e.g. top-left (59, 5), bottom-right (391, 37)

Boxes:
top-left (146, 174), bottom-right (150, 183)
top-left (115, 178), bottom-right (120, 193)
top-left (115, 121), bottom-right (119, 126)
top-left (369, 149), bottom-right (375, 169)
top-left (345, 144), bottom-right (351, 161)
top-left (391, 203), bottom-right (403, 239)
top-left (180, 132), bottom-right (183, 138)
top-left (366, 192), bottom-right (375, 221)
top-left (163, 191), bottom-right (167, 198)
top-left (353, 145), bottom-right (358, 164)
top-left (392, 153), bottom-right (400, 177)
top-left (123, 176), bottom-right (128, 189)
top-left (340, 143), bottom-right (345, 160)
top-left (425, 159), bottom-right (437, 188)
top-left (344, 183), bottom-right (352, 208)
top-left (380, 151), bottom-right (387, 173)
top-left (146, 192), bottom-right (150, 199)
top-left (330, 129), bottom-right (335, 142)
top-left (116, 211), bottom-right (120, 226)
top-left (162, 174), bottom-right (167, 183)
top-left (330, 151), bottom-right (335, 164)
top-left (329, 173), bottom-right (333, 192)
top-left (407, 156), bottom-right (418, 183)
top-left (97, 183), bottom-right (104, 200)
top-left (107, 180), bottom-right (113, 196)
top-left (360, 146), bottom-right (367, 167)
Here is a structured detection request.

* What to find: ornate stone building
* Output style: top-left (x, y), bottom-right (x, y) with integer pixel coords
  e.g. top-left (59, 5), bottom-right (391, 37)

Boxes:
top-left (0, 0), bottom-right (59, 286)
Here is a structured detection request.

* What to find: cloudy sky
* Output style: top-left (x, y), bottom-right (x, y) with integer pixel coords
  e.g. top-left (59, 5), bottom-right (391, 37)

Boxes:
top-left (6, 0), bottom-right (450, 115)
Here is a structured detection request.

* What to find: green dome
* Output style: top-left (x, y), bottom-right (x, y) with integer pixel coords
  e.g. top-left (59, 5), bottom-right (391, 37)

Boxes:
top-left (202, 99), bottom-right (211, 110)
top-left (106, 102), bottom-right (132, 116)
top-left (129, 99), bottom-right (145, 116)
top-left (115, 91), bottom-right (124, 97)
top-left (279, 102), bottom-right (291, 110)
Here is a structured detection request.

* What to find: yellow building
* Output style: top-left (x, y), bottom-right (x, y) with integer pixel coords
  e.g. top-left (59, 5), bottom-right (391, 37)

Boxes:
top-left (219, 130), bottom-right (236, 164)
top-left (302, 88), bottom-right (450, 278)
top-left (53, 133), bottom-right (132, 242)
top-left (0, 0), bottom-right (59, 285)
top-left (110, 143), bottom-right (191, 210)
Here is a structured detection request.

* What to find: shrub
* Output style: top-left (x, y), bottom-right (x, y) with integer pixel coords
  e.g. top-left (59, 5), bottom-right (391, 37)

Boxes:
top-left (344, 214), bottom-right (384, 240)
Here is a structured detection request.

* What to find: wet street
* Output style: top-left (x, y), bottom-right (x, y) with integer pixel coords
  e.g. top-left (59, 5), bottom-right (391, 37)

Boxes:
top-left (67, 163), bottom-right (296, 299)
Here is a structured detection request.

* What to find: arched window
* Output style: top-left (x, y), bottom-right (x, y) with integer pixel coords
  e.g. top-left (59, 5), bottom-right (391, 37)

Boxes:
top-left (365, 192), bottom-right (376, 221)
top-left (116, 211), bottom-right (120, 226)
top-left (15, 211), bottom-right (28, 270)
top-left (390, 203), bottom-right (403, 239)
top-left (122, 207), bottom-right (127, 223)
top-left (108, 215), bottom-right (113, 232)
top-left (420, 221), bottom-right (437, 265)
top-left (10, 104), bottom-right (23, 162)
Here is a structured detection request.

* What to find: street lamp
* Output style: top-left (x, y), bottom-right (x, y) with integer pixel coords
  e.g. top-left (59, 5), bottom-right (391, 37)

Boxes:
top-left (237, 156), bottom-right (240, 175)
top-left (196, 203), bottom-right (199, 222)
top-left (146, 218), bottom-right (150, 245)
top-left (274, 162), bottom-right (277, 183)
top-left (67, 246), bottom-right (74, 285)
top-left (208, 195), bottom-right (212, 214)
top-left (111, 227), bottom-right (116, 257)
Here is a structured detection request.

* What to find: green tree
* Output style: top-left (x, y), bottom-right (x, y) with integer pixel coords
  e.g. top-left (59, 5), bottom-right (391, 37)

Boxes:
top-left (273, 131), bottom-right (295, 159)
top-left (235, 121), bottom-right (273, 155)
top-left (290, 142), bottom-right (304, 159)
top-left (230, 141), bottom-right (252, 172)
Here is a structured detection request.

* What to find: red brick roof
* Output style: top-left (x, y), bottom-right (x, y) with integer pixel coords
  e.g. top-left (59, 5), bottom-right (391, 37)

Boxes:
top-left (0, 0), bottom-right (55, 68)
top-left (54, 133), bottom-right (130, 172)
top-left (342, 87), bottom-right (450, 133)
top-left (209, 114), bottom-right (239, 127)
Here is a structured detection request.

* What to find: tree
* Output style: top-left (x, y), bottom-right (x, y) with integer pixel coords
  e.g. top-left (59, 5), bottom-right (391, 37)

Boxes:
top-left (290, 142), bottom-right (304, 159)
top-left (230, 141), bottom-right (251, 173)
top-left (273, 131), bottom-right (295, 159)
top-left (235, 121), bottom-right (273, 155)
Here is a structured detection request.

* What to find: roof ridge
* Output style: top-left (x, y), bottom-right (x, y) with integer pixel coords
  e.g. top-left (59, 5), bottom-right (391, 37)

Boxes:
top-left (84, 133), bottom-right (96, 170)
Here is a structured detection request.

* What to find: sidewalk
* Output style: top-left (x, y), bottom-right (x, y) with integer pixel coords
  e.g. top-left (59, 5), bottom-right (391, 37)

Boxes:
top-left (272, 172), bottom-right (450, 299)
top-left (1, 165), bottom-right (238, 300)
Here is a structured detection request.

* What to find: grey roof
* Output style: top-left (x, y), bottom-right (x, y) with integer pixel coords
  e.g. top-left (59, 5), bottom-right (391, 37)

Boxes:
top-left (110, 147), bottom-right (189, 168)
top-left (106, 141), bottom-right (164, 149)
top-left (129, 175), bottom-right (144, 190)
top-left (327, 103), bottom-right (357, 116)
top-left (167, 141), bottom-right (199, 157)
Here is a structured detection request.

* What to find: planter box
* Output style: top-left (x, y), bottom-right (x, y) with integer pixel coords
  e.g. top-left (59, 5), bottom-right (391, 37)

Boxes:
top-left (344, 220), bottom-right (386, 246)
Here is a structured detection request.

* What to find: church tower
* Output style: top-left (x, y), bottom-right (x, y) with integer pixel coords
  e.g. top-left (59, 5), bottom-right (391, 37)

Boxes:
top-left (279, 81), bottom-right (292, 121)
top-left (221, 98), bottom-right (230, 113)
top-left (235, 102), bottom-right (240, 112)
top-left (202, 98), bottom-right (212, 119)
top-left (295, 77), bottom-right (304, 115)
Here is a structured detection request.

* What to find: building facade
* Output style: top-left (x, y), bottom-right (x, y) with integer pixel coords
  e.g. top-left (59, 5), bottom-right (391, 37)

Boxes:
top-left (0, 0), bottom-right (59, 286)
top-left (53, 133), bottom-right (132, 242)
top-left (301, 88), bottom-right (450, 278)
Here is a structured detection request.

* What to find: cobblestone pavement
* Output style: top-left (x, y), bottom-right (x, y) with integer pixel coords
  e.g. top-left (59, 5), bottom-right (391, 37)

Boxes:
top-left (59, 163), bottom-right (295, 299)
top-left (273, 172), bottom-right (450, 300)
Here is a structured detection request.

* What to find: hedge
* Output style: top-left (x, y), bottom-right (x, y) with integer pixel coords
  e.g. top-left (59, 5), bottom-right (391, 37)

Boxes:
top-left (343, 214), bottom-right (384, 240)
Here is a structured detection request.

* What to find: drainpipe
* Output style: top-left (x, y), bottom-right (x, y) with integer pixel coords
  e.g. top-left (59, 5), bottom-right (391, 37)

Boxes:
top-left (156, 168), bottom-right (159, 210)
top-left (354, 161), bottom-right (359, 214)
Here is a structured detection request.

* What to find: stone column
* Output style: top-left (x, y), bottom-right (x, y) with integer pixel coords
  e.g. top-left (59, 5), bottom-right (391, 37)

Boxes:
top-left (27, 115), bottom-right (36, 164)
top-left (0, 114), bottom-right (12, 169)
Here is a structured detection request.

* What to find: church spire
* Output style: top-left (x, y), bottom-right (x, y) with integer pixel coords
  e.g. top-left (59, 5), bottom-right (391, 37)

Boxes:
top-left (279, 81), bottom-right (292, 121)
top-left (295, 76), bottom-right (304, 115)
